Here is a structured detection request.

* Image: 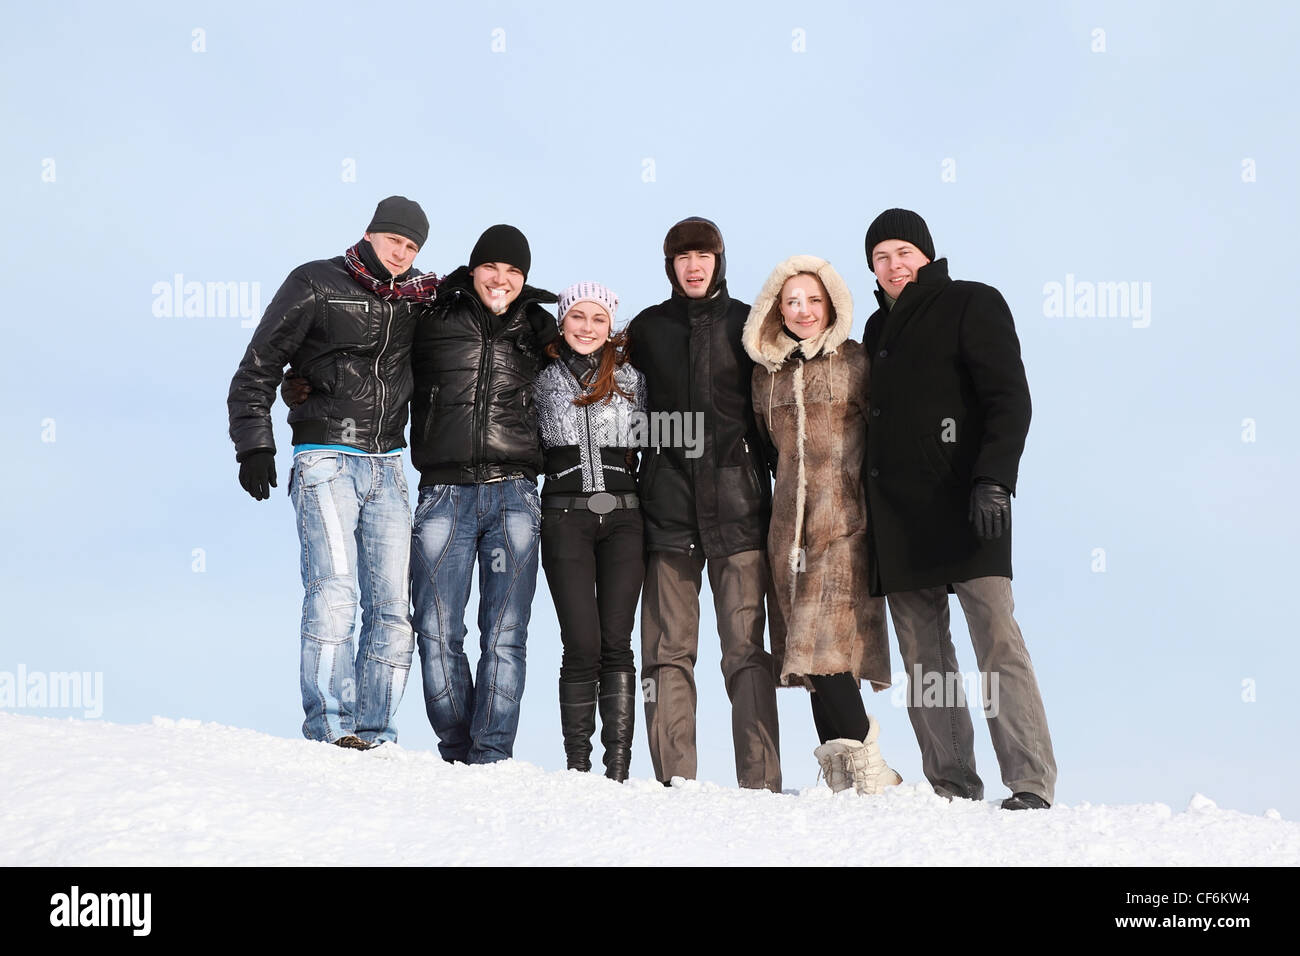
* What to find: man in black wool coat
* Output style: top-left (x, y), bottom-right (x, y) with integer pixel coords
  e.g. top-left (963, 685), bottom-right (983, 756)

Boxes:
top-left (861, 208), bottom-right (1057, 811)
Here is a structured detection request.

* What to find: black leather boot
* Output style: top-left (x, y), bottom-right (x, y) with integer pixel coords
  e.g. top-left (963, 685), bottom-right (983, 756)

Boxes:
top-left (559, 679), bottom-right (598, 772)
top-left (599, 672), bottom-right (637, 782)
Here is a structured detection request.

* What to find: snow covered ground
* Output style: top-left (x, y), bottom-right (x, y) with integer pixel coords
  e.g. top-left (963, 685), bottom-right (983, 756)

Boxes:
top-left (3, 711), bottom-right (1296, 867)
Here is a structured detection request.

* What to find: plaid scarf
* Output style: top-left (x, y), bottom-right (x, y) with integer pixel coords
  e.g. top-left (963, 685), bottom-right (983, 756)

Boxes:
top-left (344, 242), bottom-right (440, 301)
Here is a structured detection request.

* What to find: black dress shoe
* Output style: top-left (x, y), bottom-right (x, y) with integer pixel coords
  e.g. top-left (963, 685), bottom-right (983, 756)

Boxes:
top-left (1001, 791), bottom-right (1051, 810)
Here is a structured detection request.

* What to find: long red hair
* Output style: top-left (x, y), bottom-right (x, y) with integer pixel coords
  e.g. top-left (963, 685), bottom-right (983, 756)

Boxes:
top-left (545, 330), bottom-right (635, 407)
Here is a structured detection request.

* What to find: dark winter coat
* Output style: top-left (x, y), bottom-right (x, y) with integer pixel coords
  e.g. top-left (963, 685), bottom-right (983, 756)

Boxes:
top-left (228, 256), bottom-right (422, 460)
top-left (409, 266), bottom-right (558, 486)
top-left (626, 281), bottom-right (770, 558)
top-left (862, 258), bottom-right (1031, 595)
top-left (744, 256), bottom-right (890, 691)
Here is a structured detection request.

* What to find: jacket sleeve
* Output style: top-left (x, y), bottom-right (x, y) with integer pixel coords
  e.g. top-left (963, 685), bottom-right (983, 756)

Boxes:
top-left (227, 268), bottom-right (317, 460)
top-left (959, 284), bottom-right (1032, 494)
top-left (631, 366), bottom-right (648, 418)
top-left (750, 365), bottom-right (779, 477)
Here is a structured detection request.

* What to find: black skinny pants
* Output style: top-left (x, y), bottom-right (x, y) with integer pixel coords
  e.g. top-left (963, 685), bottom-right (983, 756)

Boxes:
top-left (809, 672), bottom-right (871, 743)
top-left (540, 507), bottom-right (645, 683)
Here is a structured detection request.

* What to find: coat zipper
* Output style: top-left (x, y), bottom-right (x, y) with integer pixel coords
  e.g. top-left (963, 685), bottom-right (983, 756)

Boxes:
top-left (742, 437), bottom-right (761, 497)
top-left (374, 299), bottom-right (392, 452)
top-left (327, 298), bottom-right (370, 311)
top-left (472, 293), bottom-right (492, 480)
top-left (582, 397), bottom-right (603, 492)
top-left (471, 290), bottom-right (546, 480)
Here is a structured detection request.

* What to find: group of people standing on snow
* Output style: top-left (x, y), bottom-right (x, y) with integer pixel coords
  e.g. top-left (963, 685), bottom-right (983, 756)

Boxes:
top-left (227, 197), bottom-right (1057, 810)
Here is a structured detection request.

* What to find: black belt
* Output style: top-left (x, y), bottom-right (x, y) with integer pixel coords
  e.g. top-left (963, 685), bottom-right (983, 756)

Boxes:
top-left (541, 492), bottom-right (639, 515)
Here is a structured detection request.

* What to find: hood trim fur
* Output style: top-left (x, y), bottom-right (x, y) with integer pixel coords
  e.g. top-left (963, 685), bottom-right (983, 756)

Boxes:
top-left (742, 255), bottom-right (854, 372)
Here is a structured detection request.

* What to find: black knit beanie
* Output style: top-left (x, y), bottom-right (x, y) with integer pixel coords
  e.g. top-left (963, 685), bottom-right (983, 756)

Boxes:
top-left (864, 208), bottom-right (935, 263)
top-left (367, 196), bottom-right (429, 248)
top-left (469, 224), bottom-right (531, 278)
top-left (663, 216), bottom-right (727, 296)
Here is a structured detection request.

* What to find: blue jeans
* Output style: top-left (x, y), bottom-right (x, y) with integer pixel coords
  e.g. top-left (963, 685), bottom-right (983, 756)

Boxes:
top-left (411, 479), bottom-right (542, 764)
top-left (291, 450), bottom-right (414, 744)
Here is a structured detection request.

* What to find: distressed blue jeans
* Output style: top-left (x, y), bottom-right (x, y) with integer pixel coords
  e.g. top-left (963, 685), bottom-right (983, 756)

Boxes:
top-left (411, 479), bottom-right (541, 764)
top-left (291, 450), bottom-right (414, 745)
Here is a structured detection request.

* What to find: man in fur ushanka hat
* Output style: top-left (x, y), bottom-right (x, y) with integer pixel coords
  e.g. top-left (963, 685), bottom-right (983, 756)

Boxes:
top-left (624, 217), bottom-right (783, 792)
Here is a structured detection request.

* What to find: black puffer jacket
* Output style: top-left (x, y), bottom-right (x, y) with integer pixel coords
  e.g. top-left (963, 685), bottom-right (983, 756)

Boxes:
top-left (626, 281), bottom-right (770, 557)
top-left (410, 266), bottom-right (558, 486)
top-left (228, 256), bottom-right (423, 460)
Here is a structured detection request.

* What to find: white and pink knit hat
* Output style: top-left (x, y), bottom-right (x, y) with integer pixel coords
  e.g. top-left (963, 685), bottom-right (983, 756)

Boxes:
top-left (556, 281), bottom-right (619, 325)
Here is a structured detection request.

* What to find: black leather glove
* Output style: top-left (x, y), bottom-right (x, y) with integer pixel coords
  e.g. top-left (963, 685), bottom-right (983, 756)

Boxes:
top-left (969, 480), bottom-right (1011, 540)
top-left (238, 451), bottom-right (278, 501)
top-left (280, 369), bottom-right (312, 407)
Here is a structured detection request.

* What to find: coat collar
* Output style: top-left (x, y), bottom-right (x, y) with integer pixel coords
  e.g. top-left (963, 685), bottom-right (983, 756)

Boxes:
top-left (873, 257), bottom-right (949, 311)
top-left (873, 257), bottom-right (949, 349)
top-left (435, 265), bottom-right (559, 344)
top-left (742, 255), bottom-right (854, 372)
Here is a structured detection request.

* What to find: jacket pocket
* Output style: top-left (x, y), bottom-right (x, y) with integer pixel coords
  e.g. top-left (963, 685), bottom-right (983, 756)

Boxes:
top-left (326, 297), bottom-right (371, 312)
top-left (325, 297), bottom-right (374, 351)
top-left (295, 451), bottom-right (343, 488)
top-left (919, 433), bottom-right (963, 485)
top-left (420, 384), bottom-right (441, 444)
top-left (520, 387), bottom-right (538, 434)
top-left (742, 438), bottom-right (764, 500)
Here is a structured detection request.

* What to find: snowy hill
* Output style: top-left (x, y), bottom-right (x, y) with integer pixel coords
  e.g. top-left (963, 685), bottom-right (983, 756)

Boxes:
top-left (3, 712), bottom-right (1296, 867)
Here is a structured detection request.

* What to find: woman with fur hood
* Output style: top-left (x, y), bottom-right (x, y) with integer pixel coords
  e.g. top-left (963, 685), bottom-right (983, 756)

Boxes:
top-left (742, 255), bottom-right (901, 795)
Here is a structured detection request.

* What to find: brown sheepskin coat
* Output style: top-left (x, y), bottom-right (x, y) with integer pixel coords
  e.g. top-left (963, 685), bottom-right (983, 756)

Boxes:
top-left (742, 255), bottom-right (891, 692)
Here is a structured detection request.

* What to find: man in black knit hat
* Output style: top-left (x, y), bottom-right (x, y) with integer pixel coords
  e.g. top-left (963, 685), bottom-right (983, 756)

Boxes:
top-left (625, 216), bottom-right (782, 792)
top-left (861, 208), bottom-right (1057, 810)
top-left (229, 195), bottom-right (435, 750)
top-left (407, 224), bottom-right (559, 765)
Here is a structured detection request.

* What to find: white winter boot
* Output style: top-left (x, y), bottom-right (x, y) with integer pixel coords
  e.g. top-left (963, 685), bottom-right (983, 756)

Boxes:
top-left (815, 717), bottom-right (902, 796)
top-left (841, 716), bottom-right (902, 794)
top-left (814, 740), bottom-right (853, 793)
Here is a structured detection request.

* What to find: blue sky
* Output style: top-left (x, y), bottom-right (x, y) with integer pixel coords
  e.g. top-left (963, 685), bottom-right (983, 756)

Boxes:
top-left (3, 0), bottom-right (1298, 819)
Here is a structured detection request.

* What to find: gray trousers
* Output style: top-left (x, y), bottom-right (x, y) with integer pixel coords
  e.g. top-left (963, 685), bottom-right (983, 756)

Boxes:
top-left (887, 576), bottom-right (1056, 803)
top-left (640, 549), bottom-right (782, 791)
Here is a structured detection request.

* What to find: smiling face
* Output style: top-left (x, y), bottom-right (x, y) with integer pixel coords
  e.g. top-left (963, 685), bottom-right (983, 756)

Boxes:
top-left (364, 231), bottom-right (420, 278)
top-left (560, 301), bottom-right (612, 355)
top-left (871, 239), bottom-right (930, 299)
top-left (471, 261), bottom-right (524, 314)
top-left (673, 250), bottom-right (715, 298)
top-left (779, 273), bottom-right (831, 340)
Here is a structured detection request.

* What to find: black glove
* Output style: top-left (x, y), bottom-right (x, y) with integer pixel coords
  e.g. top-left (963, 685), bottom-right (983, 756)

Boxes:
top-left (238, 452), bottom-right (278, 501)
top-left (969, 480), bottom-right (1011, 540)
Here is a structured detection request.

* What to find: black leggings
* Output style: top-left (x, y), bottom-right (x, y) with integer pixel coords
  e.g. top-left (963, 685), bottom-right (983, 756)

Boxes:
top-left (809, 673), bottom-right (870, 743)
top-left (540, 507), bottom-right (644, 683)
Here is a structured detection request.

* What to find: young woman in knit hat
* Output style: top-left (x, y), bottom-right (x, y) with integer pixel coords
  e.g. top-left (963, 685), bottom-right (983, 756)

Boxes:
top-left (741, 256), bottom-right (902, 795)
top-left (533, 282), bottom-right (647, 781)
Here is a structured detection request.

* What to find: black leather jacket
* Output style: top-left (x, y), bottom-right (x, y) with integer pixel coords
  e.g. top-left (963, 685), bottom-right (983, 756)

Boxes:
top-left (410, 267), bottom-right (558, 486)
top-left (227, 256), bottom-right (422, 460)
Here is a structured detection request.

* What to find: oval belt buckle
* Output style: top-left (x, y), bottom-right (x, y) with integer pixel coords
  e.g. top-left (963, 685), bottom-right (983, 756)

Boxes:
top-left (587, 492), bottom-right (617, 515)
